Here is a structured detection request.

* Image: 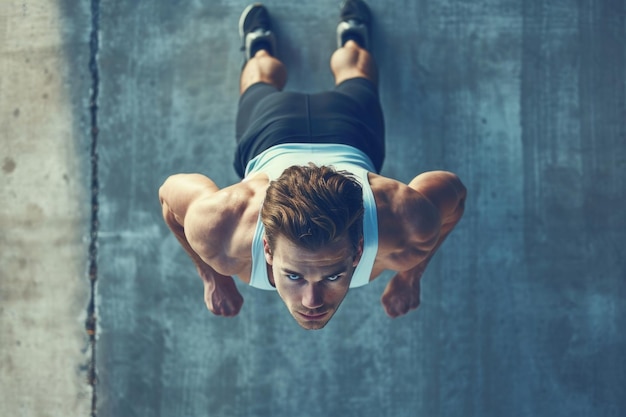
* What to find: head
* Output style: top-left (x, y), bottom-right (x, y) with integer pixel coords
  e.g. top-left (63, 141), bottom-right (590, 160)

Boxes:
top-left (261, 164), bottom-right (364, 329)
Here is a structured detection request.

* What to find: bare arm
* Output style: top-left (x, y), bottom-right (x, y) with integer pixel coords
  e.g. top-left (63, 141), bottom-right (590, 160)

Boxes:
top-left (159, 174), bottom-right (243, 316)
top-left (405, 170), bottom-right (466, 273)
top-left (381, 171), bottom-right (466, 317)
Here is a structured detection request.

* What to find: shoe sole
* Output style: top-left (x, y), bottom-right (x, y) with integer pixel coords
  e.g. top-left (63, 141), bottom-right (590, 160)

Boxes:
top-left (339, 0), bottom-right (372, 24)
top-left (239, 3), bottom-right (263, 40)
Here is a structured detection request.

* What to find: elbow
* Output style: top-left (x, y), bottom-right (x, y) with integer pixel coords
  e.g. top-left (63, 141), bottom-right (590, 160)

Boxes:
top-left (435, 171), bottom-right (466, 225)
top-left (158, 174), bottom-right (181, 205)
top-left (158, 176), bottom-right (171, 205)
top-left (442, 171), bottom-right (467, 219)
top-left (453, 175), bottom-right (467, 217)
top-left (158, 177), bottom-right (178, 224)
top-left (441, 171), bottom-right (467, 201)
top-left (455, 175), bottom-right (467, 204)
top-left (158, 184), bottom-right (167, 206)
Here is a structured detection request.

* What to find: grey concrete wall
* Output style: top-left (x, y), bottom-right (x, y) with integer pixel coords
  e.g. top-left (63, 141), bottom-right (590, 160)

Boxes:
top-left (1, 0), bottom-right (625, 416)
top-left (0, 1), bottom-right (92, 416)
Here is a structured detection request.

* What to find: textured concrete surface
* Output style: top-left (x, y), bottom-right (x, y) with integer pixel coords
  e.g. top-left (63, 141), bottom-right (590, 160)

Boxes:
top-left (0, 1), bottom-right (92, 416)
top-left (1, 0), bottom-right (625, 416)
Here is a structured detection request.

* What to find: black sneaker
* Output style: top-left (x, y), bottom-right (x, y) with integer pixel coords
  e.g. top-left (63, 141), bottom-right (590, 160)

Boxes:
top-left (239, 3), bottom-right (277, 62)
top-left (336, 0), bottom-right (371, 50)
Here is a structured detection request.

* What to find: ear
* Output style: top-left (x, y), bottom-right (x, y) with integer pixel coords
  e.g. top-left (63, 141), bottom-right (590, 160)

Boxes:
top-left (352, 237), bottom-right (364, 267)
top-left (263, 237), bottom-right (273, 265)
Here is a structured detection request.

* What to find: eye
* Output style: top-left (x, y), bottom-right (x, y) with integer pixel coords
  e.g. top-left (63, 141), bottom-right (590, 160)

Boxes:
top-left (286, 273), bottom-right (301, 281)
top-left (326, 274), bottom-right (342, 282)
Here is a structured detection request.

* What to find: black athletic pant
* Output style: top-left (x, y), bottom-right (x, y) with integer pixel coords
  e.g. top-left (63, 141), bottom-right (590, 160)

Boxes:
top-left (234, 78), bottom-right (385, 178)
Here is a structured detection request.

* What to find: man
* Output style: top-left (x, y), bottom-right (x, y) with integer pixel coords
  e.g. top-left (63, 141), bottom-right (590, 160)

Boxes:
top-left (159, 0), bottom-right (466, 330)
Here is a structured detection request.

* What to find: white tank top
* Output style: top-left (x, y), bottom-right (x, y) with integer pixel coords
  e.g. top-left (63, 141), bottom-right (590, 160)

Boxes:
top-left (242, 143), bottom-right (378, 290)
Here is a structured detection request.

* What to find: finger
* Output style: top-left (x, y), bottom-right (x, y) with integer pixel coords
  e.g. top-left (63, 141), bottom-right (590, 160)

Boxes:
top-left (384, 304), bottom-right (404, 318)
top-left (381, 297), bottom-right (404, 318)
top-left (215, 295), bottom-right (244, 317)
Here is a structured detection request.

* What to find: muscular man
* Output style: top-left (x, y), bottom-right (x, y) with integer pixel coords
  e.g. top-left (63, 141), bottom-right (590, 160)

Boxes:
top-left (159, 0), bottom-right (466, 330)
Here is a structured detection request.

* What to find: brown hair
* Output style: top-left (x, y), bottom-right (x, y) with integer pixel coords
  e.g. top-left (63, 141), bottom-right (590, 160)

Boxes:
top-left (261, 164), bottom-right (364, 254)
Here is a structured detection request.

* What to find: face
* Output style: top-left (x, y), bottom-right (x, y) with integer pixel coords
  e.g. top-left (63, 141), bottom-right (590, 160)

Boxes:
top-left (264, 235), bottom-right (362, 330)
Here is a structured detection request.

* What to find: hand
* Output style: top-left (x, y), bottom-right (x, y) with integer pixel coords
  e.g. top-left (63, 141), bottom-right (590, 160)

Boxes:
top-left (381, 271), bottom-right (422, 318)
top-left (198, 267), bottom-right (244, 317)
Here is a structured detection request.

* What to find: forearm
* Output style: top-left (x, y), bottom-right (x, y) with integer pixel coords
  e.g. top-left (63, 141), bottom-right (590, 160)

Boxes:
top-left (161, 201), bottom-right (218, 280)
top-left (402, 215), bottom-right (461, 281)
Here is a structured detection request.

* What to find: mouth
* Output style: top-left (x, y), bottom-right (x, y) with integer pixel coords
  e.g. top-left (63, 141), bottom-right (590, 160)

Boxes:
top-left (297, 311), bottom-right (329, 320)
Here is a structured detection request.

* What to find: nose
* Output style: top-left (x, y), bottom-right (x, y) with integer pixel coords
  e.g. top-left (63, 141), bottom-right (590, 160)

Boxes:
top-left (302, 283), bottom-right (324, 309)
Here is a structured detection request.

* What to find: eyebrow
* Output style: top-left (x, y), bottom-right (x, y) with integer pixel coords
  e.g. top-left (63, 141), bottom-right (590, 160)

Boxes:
top-left (280, 268), bottom-right (301, 275)
top-left (280, 267), bottom-right (348, 277)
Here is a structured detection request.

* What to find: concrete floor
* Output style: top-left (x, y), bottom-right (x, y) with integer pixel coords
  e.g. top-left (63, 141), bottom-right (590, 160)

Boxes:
top-left (1, 1), bottom-right (625, 416)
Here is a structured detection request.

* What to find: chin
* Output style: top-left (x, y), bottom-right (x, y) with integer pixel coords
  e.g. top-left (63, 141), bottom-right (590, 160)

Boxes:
top-left (296, 320), bottom-right (330, 330)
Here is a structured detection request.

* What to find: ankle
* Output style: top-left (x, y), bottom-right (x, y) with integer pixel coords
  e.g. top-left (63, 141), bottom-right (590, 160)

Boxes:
top-left (342, 39), bottom-right (363, 50)
top-left (252, 49), bottom-right (272, 59)
top-left (341, 34), bottom-right (365, 49)
top-left (250, 39), bottom-right (273, 57)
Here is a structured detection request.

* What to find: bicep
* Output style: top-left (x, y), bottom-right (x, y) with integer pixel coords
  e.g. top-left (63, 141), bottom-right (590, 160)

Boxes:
top-left (386, 188), bottom-right (441, 270)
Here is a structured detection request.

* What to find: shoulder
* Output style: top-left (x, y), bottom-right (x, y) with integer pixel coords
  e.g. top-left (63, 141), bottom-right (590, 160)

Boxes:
top-left (369, 173), bottom-right (440, 232)
top-left (369, 173), bottom-right (441, 267)
top-left (185, 176), bottom-right (268, 271)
